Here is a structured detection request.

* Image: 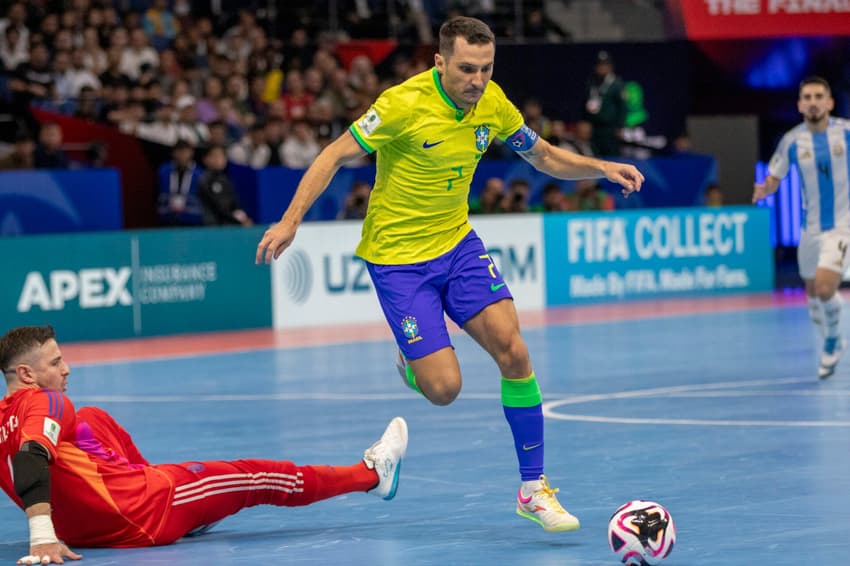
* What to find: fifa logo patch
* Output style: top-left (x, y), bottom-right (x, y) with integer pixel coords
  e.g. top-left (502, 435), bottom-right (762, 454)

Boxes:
top-left (402, 316), bottom-right (422, 344)
top-left (43, 417), bottom-right (60, 446)
top-left (475, 125), bottom-right (490, 152)
top-left (358, 108), bottom-right (381, 136)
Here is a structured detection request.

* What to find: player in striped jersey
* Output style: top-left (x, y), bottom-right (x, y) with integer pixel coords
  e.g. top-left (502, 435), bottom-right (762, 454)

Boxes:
top-left (257, 16), bottom-right (644, 533)
top-left (754, 76), bottom-right (850, 379)
top-left (0, 326), bottom-right (408, 564)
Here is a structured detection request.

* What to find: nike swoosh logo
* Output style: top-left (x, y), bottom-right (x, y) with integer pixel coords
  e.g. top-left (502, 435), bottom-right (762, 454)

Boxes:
top-left (490, 282), bottom-right (507, 292)
top-left (422, 140), bottom-right (444, 149)
top-left (522, 442), bottom-right (542, 451)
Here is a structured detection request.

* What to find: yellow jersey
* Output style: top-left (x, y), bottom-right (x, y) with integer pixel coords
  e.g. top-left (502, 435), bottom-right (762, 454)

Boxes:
top-left (349, 67), bottom-right (526, 264)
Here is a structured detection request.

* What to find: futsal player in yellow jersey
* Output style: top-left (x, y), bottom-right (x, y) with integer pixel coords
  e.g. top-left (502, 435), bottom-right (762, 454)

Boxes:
top-left (257, 16), bottom-right (644, 532)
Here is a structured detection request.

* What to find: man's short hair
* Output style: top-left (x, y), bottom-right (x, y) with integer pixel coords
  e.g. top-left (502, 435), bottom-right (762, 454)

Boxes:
top-left (800, 76), bottom-right (831, 95)
top-left (439, 16), bottom-right (495, 57)
top-left (0, 326), bottom-right (55, 375)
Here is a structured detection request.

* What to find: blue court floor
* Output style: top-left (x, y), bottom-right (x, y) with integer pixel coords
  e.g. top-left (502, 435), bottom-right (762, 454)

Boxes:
top-left (1, 297), bottom-right (848, 565)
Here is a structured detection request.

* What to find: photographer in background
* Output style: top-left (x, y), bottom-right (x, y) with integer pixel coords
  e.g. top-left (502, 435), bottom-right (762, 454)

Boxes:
top-left (503, 178), bottom-right (531, 213)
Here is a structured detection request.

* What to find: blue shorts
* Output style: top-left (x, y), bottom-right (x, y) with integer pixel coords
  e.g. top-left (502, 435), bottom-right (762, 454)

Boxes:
top-left (365, 230), bottom-right (513, 360)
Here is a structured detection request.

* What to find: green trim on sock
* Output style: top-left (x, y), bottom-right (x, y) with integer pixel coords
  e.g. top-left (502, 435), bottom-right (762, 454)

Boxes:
top-left (501, 373), bottom-right (542, 408)
top-left (405, 363), bottom-right (423, 394)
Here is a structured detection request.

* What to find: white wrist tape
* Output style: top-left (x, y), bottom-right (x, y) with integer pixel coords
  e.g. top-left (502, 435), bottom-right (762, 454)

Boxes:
top-left (29, 514), bottom-right (58, 546)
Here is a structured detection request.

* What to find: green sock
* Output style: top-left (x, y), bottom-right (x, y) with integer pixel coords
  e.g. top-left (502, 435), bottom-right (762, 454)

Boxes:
top-left (502, 374), bottom-right (544, 481)
top-left (403, 361), bottom-right (423, 395)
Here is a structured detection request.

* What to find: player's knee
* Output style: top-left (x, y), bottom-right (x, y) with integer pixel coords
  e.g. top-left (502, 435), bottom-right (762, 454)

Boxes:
top-left (814, 281), bottom-right (838, 301)
top-left (493, 334), bottom-right (529, 373)
top-left (424, 379), bottom-right (461, 406)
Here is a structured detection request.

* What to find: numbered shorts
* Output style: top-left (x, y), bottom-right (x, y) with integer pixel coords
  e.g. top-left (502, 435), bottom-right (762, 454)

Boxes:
top-left (366, 230), bottom-right (513, 361)
top-left (798, 229), bottom-right (850, 279)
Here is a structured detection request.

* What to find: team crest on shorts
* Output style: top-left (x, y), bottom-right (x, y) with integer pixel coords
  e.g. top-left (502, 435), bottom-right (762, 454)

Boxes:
top-left (475, 125), bottom-right (490, 152)
top-left (402, 316), bottom-right (422, 343)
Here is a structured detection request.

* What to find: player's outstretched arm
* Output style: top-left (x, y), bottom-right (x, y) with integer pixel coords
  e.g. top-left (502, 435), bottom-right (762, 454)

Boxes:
top-left (517, 137), bottom-right (644, 197)
top-left (256, 131), bottom-right (367, 264)
top-left (753, 175), bottom-right (780, 203)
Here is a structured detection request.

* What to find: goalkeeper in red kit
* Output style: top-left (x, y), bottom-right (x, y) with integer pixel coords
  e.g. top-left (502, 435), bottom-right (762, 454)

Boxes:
top-left (0, 325), bottom-right (408, 565)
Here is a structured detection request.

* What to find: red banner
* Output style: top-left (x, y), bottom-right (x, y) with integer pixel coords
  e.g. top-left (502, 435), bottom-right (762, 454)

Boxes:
top-left (676, 0), bottom-right (850, 39)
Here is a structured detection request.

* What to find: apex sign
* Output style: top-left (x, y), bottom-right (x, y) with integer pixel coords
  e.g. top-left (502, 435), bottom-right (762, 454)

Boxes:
top-left (17, 268), bottom-right (132, 312)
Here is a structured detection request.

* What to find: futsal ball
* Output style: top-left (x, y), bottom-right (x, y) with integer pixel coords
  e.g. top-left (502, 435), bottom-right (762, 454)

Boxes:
top-left (607, 500), bottom-right (676, 565)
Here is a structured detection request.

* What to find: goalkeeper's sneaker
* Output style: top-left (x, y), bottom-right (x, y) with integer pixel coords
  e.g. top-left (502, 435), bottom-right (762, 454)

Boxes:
top-left (819, 336), bottom-right (847, 380)
top-left (363, 417), bottom-right (408, 500)
top-left (516, 474), bottom-right (580, 532)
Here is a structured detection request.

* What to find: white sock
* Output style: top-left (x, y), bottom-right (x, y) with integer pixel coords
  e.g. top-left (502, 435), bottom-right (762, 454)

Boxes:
top-left (820, 293), bottom-right (843, 339)
top-left (808, 296), bottom-right (825, 336)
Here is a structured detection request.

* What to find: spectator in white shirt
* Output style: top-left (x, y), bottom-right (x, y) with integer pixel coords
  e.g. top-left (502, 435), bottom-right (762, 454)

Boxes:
top-left (120, 28), bottom-right (159, 81)
top-left (0, 2), bottom-right (28, 60)
top-left (228, 123), bottom-right (270, 169)
top-left (67, 49), bottom-right (101, 99)
top-left (281, 120), bottom-right (320, 169)
top-left (0, 25), bottom-right (27, 72)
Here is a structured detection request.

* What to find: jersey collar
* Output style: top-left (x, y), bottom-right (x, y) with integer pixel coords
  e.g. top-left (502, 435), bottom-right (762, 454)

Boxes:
top-left (432, 67), bottom-right (466, 122)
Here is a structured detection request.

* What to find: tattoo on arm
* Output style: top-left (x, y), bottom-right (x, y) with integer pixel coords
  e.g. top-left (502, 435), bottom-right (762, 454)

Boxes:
top-left (517, 149), bottom-right (538, 164)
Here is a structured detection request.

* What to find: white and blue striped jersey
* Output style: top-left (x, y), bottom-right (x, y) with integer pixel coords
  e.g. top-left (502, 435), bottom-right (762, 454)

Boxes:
top-left (768, 118), bottom-right (850, 234)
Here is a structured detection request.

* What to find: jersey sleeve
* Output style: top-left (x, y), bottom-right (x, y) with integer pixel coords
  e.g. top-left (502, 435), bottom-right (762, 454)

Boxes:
top-left (348, 86), bottom-right (413, 154)
top-left (767, 131), bottom-right (793, 180)
top-left (490, 83), bottom-right (538, 152)
top-left (18, 389), bottom-right (76, 461)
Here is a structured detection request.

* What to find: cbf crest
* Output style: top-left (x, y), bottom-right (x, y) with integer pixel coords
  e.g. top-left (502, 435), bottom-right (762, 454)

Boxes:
top-left (402, 316), bottom-right (422, 344)
top-left (475, 125), bottom-right (490, 152)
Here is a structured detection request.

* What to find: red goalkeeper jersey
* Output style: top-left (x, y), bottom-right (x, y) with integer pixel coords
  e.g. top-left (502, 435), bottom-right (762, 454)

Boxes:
top-left (0, 388), bottom-right (175, 546)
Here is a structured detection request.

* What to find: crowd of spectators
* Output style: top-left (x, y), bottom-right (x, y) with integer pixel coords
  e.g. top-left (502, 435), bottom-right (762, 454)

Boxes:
top-left (0, 1), bottom-right (689, 223)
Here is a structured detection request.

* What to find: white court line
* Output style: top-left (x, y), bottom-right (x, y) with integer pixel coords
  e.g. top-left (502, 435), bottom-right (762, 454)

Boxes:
top-left (74, 376), bottom-right (850, 427)
top-left (542, 376), bottom-right (850, 427)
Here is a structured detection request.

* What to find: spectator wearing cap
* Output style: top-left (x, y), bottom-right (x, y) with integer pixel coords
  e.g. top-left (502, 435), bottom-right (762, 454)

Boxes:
top-left (582, 50), bottom-right (626, 157)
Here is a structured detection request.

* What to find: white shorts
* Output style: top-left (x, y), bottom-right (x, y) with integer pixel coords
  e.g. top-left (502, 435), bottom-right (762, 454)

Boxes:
top-left (797, 229), bottom-right (850, 280)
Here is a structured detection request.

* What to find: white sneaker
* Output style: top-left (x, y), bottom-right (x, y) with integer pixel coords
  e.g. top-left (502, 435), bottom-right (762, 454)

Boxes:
top-left (819, 336), bottom-right (847, 380)
top-left (516, 474), bottom-right (580, 532)
top-left (363, 417), bottom-right (408, 500)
